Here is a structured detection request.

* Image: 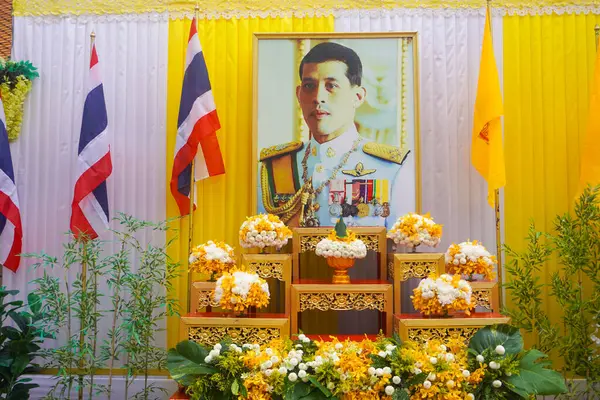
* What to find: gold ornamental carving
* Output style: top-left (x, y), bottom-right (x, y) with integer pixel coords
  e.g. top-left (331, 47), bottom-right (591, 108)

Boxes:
top-left (247, 261), bottom-right (284, 281)
top-left (399, 261), bottom-right (438, 281)
top-left (197, 290), bottom-right (220, 309)
top-left (407, 327), bottom-right (479, 344)
top-left (388, 260), bottom-right (394, 280)
top-left (298, 292), bottom-right (386, 312)
top-left (299, 234), bottom-right (379, 253)
top-left (472, 289), bottom-right (492, 311)
top-left (188, 327), bottom-right (280, 346)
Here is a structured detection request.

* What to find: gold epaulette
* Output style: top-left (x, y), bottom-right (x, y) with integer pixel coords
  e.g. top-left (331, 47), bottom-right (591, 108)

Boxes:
top-left (362, 142), bottom-right (410, 165)
top-left (259, 141), bottom-right (304, 161)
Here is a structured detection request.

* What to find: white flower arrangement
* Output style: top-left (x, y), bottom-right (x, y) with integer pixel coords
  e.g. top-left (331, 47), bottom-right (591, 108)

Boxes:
top-left (315, 238), bottom-right (367, 259)
top-left (213, 270), bottom-right (270, 312)
top-left (239, 214), bottom-right (293, 250)
top-left (387, 212), bottom-right (442, 248)
top-left (188, 240), bottom-right (235, 277)
top-left (412, 274), bottom-right (473, 316)
top-left (445, 240), bottom-right (496, 280)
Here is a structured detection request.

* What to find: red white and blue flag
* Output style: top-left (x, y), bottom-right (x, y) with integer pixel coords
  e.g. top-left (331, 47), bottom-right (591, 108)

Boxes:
top-left (0, 95), bottom-right (23, 272)
top-left (70, 43), bottom-right (112, 239)
top-left (170, 18), bottom-right (225, 215)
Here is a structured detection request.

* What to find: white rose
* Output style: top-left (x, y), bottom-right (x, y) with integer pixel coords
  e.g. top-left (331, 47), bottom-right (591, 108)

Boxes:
top-left (278, 366), bottom-right (288, 374)
top-left (288, 372), bottom-right (298, 382)
top-left (378, 351), bottom-right (387, 358)
top-left (392, 376), bottom-right (401, 384)
top-left (427, 373), bottom-right (436, 381)
top-left (383, 367), bottom-right (392, 375)
top-left (368, 367), bottom-right (376, 376)
top-left (430, 357), bottom-right (438, 365)
top-left (299, 363), bottom-right (307, 371)
top-left (298, 370), bottom-right (307, 379)
top-left (476, 355), bottom-right (485, 363)
top-left (495, 345), bottom-right (506, 355)
top-left (462, 370), bottom-right (471, 378)
top-left (376, 368), bottom-right (384, 377)
top-left (492, 380), bottom-right (502, 388)
top-left (489, 361), bottom-right (500, 370)
top-left (264, 369), bottom-right (273, 377)
top-left (385, 386), bottom-right (395, 396)
top-left (423, 381), bottom-right (432, 389)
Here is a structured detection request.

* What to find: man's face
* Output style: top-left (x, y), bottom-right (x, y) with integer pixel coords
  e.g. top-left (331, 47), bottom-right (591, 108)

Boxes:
top-left (296, 60), bottom-right (365, 138)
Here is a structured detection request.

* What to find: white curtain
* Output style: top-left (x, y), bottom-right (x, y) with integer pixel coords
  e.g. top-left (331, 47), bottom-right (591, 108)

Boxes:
top-left (336, 9), bottom-right (504, 255)
top-left (4, 14), bottom-right (169, 354)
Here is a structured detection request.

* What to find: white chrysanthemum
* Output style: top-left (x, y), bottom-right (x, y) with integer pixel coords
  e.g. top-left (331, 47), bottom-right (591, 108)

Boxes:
top-left (315, 238), bottom-right (367, 259)
top-left (445, 240), bottom-right (495, 272)
top-left (415, 274), bottom-right (472, 309)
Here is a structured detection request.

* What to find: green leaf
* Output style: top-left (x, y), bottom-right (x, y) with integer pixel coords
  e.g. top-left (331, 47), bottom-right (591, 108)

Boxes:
top-left (8, 311), bottom-right (29, 332)
top-left (240, 382), bottom-right (248, 398)
top-left (10, 354), bottom-right (29, 376)
top-left (175, 340), bottom-right (209, 364)
top-left (2, 326), bottom-right (22, 340)
top-left (392, 389), bottom-right (410, 400)
top-left (468, 324), bottom-right (523, 355)
top-left (231, 379), bottom-right (239, 395)
top-left (27, 292), bottom-right (42, 315)
top-left (299, 389), bottom-right (330, 400)
top-left (405, 372), bottom-right (428, 387)
top-left (166, 346), bottom-right (217, 387)
top-left (308, 376), bottom-right (331, 397)
top-left (507, 349), bottom-right (567, 397)
top-left (286, 381), bottom-right (312, 400)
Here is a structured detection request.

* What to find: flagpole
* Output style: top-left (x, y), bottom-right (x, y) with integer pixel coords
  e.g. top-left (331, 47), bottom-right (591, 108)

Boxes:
top-left (186, 5), bottom-right (200, 315)
top-left (595, 25), bottom-right (600, 51)
top-left (485, 0), bottom-right (504, 309)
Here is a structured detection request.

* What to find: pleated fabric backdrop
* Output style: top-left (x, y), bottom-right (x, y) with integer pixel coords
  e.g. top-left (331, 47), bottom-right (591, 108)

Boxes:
top-left (5, 14), bottom-right (170, 356)
top-left (503, 12), bottom-right (600, 348)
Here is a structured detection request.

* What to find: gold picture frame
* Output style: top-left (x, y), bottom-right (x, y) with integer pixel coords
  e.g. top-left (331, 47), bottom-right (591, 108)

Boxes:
top-left (251, 32), bottom-right (421, 228)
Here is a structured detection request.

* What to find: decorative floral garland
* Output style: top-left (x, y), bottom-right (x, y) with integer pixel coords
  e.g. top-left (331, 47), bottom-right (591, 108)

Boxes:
top-left (168, 324), bottom-right (567, 399)
top-left (412, 273), bottom-right (473, 316)
top-left (0, 58), bottom-right (38, 141)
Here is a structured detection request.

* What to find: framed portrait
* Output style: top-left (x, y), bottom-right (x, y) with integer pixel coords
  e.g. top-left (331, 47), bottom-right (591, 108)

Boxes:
top-left (252, 32), bottom-right (421, 228)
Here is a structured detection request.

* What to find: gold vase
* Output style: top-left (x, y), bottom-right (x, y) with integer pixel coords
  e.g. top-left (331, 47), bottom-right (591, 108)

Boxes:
top-left (326, 257), bottom-right (355, 284)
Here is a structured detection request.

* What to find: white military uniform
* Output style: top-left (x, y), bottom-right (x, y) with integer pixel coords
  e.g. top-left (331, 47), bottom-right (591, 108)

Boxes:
top-left (258, 126), bottom-right (413, 228)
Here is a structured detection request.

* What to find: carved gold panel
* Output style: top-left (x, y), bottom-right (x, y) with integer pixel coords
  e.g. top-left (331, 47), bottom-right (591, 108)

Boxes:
top-left (391, 253), bottom-right (445, 314)
top-left (241, 254), bottom-right (292, 315)
top-left (188, 327), bottom-right (281, 346)
top-left (298, 292), bottom-right (386, 312)
top-left (395, 313), bottom-right (511, 344)
top-left (469, 281), bottom-right (499, 313)
top-left (290, 281), bottom-right (393, 335)
top-left (292, 227), bottom-right (387, 280)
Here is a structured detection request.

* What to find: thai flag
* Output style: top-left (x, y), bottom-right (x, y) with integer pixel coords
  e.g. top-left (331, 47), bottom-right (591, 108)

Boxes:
top-left (0, 95), bottom-right (23, 272)
top-left (170, 18), bottom-right (225, 215)
top-left (70, 43), bottom-right (112, 239)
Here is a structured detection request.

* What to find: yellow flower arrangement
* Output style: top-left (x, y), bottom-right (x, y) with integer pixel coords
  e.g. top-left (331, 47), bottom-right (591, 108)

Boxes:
top-left (239, 214), bottom-right (293, 250)
top-left (213, 270), bottom-right (270, 313)
top-left (0, 58), bottom-right (39, 141)
top-left (399, 339), bottom-right (485, 400)
top-left (188, 240), bottom-right (235, 279)
top-left (412, 273), bottom-right (473, 316)
top-left (315, 217), bottom-right (367, 259)
top-left (445, 240), bottom-right (496, 280)
top-left (387, 212), bottom-right (443, 248)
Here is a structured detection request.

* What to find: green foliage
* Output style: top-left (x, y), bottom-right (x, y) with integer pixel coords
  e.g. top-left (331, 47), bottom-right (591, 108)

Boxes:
top-left (25, 213), bottom-right (181, 400)
top-left (0, 58), bottom-right (39, 88)
top-left (0, 288), bottom-right (45, 400)
top-left (503, 185), bottom-right (600, 397)
top-left (468, 325), bottom-right (566, 400)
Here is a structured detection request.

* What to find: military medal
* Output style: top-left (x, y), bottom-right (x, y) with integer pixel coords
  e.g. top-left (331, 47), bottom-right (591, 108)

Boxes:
top-left (329, 203), bottom-right (342, 217)
top-left (341, 203), bottom-right (351, 217)
top-left (357, 202), bottom-right (369, 218)
top-left (350, 204), bottom-right (359, 217)
top-left (381, 202), bottom-right (391, 218)
top-left (373, 203), bottom-right (383, 216)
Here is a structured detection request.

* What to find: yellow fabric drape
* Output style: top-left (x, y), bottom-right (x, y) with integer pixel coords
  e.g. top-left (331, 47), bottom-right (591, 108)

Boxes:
top-left (503, 13), bottom-right (600, 350)
top-left (166, 16), bottom-right (334, 349)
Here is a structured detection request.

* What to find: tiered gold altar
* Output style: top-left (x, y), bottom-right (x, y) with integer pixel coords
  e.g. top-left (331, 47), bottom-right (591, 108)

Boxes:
top-left (179, 227), bottom-right (509, 346)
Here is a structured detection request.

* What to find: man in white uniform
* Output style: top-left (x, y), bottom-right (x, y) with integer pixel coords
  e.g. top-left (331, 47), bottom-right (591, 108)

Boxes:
top-left (259, 41), bottom-right (412, 227)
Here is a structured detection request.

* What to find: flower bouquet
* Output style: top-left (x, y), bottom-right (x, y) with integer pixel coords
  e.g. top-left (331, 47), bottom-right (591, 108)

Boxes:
top-left (189, 240), bottom-right (235, 281)
top-left (315, 217), bottom-right (367, 284)
top-left (213, 270), bottom-right (270, 316)
top-left (239, 214), bottom-right (293, 251)
top-left (0, 58), bottom-right (39, 141)
top-left (412, 273), bottom-right (473, 317)
top-left (445, 240), bottom-right (496, 281)
top-left (386, 212), bottom-right (442, 250)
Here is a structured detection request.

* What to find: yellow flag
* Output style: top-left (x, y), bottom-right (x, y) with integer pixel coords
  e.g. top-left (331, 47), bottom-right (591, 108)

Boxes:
top-left (471, 8), bottom-right (505, 208)
top-left (577, 43), bottom-right (600, 195)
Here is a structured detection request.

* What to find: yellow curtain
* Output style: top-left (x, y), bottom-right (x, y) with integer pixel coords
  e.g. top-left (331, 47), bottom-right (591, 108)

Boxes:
top-left (503, 13), bottom-right (600, 348)
top-left (166, 16), bottom-right (334, 349)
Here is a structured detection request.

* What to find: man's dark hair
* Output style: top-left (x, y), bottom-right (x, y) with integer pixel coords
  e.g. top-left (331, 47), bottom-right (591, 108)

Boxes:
top-left (299, 42), bottom-right (362, 86)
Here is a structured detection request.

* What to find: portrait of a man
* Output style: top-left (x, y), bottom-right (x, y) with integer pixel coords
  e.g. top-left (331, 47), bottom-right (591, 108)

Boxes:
top-left (254, 34), bottom-right (419, 228)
